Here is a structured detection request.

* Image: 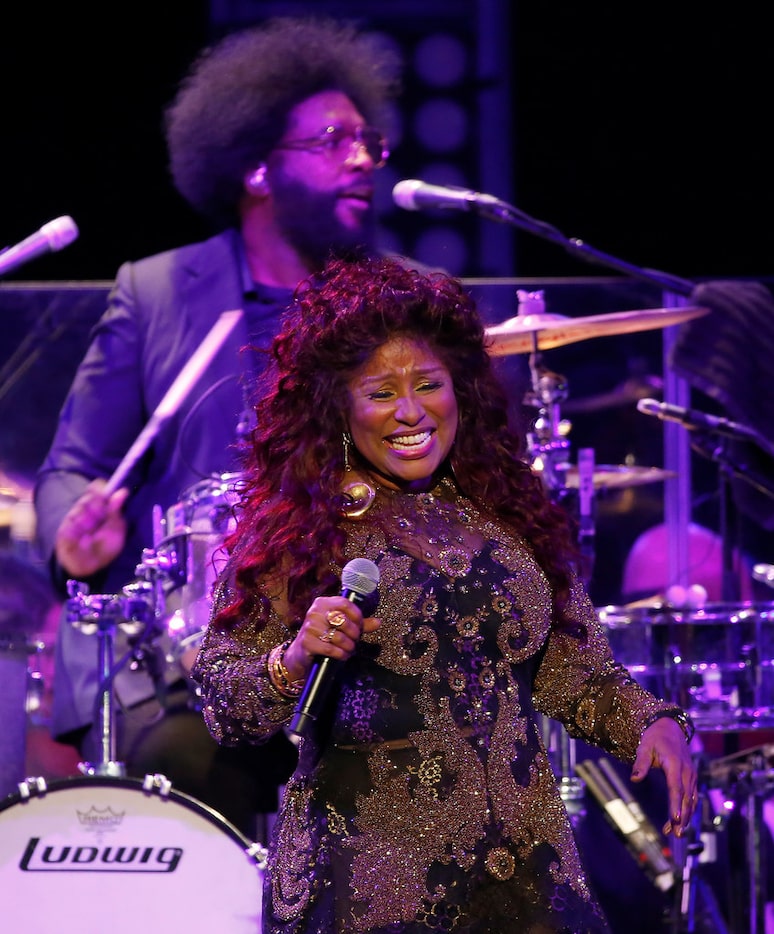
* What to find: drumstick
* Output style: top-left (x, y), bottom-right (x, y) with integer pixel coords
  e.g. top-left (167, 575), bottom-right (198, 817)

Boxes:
top-left (104, 309), bottom-right (244, 496)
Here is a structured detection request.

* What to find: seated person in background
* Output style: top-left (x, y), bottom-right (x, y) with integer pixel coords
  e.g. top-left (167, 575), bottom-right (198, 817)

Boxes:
top-left (621, 521), bottom-right (754, 606)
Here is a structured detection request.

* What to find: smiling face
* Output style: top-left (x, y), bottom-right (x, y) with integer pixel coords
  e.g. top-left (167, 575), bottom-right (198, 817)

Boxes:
top-left (266, 89), bottom-right (381, 265)
top-left (346, 337), bottom-right (459, 492)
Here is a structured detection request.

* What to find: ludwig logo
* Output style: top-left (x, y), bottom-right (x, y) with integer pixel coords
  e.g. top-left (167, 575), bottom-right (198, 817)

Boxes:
top-left (20, 838), bottom-right (184, 873)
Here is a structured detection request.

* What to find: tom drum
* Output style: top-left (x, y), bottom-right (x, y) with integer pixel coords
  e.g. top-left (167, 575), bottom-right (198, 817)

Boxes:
top-left (158, 473), bottom-right (244, 675)
top-left (598, 602), bottom-right (774, 732)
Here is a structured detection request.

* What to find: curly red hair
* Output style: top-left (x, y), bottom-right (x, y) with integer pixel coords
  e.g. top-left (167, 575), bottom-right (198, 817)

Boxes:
top-left (216, 253), bottom-right (583, 636)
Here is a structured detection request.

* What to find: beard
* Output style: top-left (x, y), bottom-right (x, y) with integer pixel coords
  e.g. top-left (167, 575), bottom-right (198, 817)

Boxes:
top-left (269, 170), bottom-right (377, 269)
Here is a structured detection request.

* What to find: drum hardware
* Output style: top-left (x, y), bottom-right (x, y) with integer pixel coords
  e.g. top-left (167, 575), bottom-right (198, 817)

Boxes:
top-left (601, 597), bottom-right (774, 928)
top-left (151, 472), bottom-right (244, 674)
top-left (702, 745), bottom-right (774, 934)
top-left (65, 567), bottom-right (164, 777)
top-left (0, 632), bottom-right (38, 799)
top-left (551, 719), bottom-right (586, 823)
top-left (518, 291), bottom-right (599, 811)
top-left (576, 757), bottom-right (675, 893)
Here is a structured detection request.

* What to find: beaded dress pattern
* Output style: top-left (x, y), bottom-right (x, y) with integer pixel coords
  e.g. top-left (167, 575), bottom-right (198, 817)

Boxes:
top-left (193, 478), bottom-right (682, 933)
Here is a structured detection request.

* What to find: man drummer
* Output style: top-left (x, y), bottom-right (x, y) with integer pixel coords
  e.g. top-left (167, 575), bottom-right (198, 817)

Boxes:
top-left (33, 16), bottom-right (403, 838)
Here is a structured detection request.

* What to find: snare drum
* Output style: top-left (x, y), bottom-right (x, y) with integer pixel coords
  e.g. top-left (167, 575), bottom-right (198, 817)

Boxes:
top-left (0, 777), bottom-right (263, 933)
top-left (598, 602), bottom-right (774, 731)
top-left (158, 473), bottom-right (244, 673)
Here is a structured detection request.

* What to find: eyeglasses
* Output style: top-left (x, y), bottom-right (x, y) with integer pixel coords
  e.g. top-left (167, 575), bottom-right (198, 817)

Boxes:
top-left (274, 125), bottom-right (389, 168)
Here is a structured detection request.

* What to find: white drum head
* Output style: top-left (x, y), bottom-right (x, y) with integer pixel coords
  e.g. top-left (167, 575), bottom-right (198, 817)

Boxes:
top-left (0, 777), bottom-right (263, 933)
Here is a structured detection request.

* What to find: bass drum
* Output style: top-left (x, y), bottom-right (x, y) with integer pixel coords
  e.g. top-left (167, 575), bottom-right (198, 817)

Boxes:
top-left (598, 602), bottom-right (774, 731)
top-left (0, 777), bottom-right (264, 934)
top-left (159, 473), bottom-right (244, 677)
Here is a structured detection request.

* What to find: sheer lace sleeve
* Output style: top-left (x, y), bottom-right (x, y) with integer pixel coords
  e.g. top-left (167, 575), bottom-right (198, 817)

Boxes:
top-left (532, 575), bottom-right (688, 762)
top-left (191, 572), bottom-right (298, 747)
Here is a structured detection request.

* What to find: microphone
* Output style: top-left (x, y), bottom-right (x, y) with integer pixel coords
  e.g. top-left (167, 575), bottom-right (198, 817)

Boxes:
top-left (0, 216), bottom-right (79, 278)
top-left (288, 557), bottom-right (380, 738)
top-left (392, 179), bottom-right (509, 220)
top-left (753, 563), bottom-right (774, 589)
top-left (636, 398), bottom-right (759, 443)
top-left (576, 758), bottom-right (674, 891)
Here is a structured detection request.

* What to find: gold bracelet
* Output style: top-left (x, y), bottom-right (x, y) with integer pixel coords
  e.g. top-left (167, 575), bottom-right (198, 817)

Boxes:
top-left (267, 640), bottom-right (305, 699)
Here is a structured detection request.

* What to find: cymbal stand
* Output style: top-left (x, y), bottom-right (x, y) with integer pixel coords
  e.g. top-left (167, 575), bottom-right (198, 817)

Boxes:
top-left (65, 551), bottom-right (168, 777)
top-left (517, 292), bottom-right (596, 562)
top-left (521, 317), bottom-right (572, 499)
top-left (518, 291), bottom-right (599, 808)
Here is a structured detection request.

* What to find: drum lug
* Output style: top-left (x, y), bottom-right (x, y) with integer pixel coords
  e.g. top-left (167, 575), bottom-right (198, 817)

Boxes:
top-left (142, 772), bottom-right (173, 798)
top-left (246, 840), bottom-right (269, 870)
top-left (16, 775), bottom-right (47, 801)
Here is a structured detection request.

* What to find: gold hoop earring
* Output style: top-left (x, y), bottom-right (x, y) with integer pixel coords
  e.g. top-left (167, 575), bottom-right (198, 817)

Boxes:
top-left (339, 432), bottom-right (376, 518)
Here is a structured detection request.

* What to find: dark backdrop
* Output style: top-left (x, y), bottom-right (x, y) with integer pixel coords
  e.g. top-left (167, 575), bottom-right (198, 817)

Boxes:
top-left (0, 3), bottom-right (771, 281)
top-left (1, 2), bottom-right (772, 594)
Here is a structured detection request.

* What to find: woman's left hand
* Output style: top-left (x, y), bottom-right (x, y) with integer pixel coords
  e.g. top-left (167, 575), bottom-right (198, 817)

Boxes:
top-left (631, 716), bottom-right (698, 837)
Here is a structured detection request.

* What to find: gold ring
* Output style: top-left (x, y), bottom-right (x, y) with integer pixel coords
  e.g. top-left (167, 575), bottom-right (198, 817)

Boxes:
top-left (326, 610), bottom-right (347, 629)
top-left (319, 629), bottom-right (335, 643)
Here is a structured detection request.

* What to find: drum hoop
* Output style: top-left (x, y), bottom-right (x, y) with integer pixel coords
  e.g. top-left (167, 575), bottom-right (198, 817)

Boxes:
top-left (0, 775), bottom-right (254, 849)
top-left (598, 601), bottom-right (774, 625)
top-left (178, 472), bottom-right (244, 507)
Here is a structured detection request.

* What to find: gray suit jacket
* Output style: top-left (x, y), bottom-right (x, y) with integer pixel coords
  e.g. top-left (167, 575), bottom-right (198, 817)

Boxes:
top-left (35, 229), bottom-right (284, 737)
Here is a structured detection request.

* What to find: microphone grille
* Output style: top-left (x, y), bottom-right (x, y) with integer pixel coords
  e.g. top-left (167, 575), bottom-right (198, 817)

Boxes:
top-left (636, 398), bottom-right (659, 415)
top-left (392, 179), bottom-right (421, 210)
top-left (41, 216), bottom-right (79, 251)
top-left (341, 557), bottom-right (380, 596)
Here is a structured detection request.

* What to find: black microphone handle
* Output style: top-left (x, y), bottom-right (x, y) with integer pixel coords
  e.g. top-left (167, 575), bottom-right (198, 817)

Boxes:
top-left (288, 655), bottom-right (341, 738)
top-left (288, 588), bottom-right (369, 738)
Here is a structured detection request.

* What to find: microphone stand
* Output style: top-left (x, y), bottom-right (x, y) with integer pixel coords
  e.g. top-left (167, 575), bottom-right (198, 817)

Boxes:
top-left (466, 197), bottom-right (696, 298)
top-left (689, 431), bottom-right (774, 604)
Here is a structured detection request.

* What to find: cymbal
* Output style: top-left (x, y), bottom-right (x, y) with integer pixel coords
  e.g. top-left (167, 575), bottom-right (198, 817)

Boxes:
top-left (563, 464), bottom-right (676, 490)
top-left (485, 305), bottom-right (708, 356)
top-left (562, 375), bottom-right (664, 414)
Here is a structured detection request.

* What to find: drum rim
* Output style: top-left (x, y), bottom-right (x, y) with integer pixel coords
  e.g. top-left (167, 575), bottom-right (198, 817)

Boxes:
top-left (177, 471), bottom-right (245, 502)
top-left (0, 774), bottom-right (255, 848)
top-left (597, 601), bottom-right (774, 624)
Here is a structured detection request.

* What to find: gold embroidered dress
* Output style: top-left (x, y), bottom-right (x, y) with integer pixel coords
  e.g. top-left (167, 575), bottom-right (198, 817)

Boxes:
top-left (193, 478), bottom-right (681, 933)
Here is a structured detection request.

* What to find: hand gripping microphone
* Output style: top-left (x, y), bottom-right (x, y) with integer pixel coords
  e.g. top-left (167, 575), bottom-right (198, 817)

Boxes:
top-left (289, 558), bottom-right (380, 738)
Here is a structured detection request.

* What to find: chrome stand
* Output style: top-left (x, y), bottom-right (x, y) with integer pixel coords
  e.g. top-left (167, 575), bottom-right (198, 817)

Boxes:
top-left (521, 290), bottom-right (598, 819)
top-left (706, 744), bottom-right (774, 934)
top-left (65, 547), bottom-right (168, 775)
